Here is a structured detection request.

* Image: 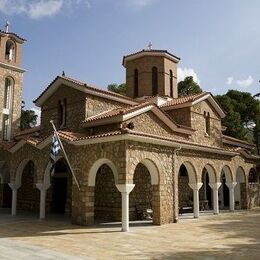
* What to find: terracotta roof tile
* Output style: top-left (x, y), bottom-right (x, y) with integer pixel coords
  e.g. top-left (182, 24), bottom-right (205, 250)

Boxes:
top-left (14, 126), bottom-right (40, 139)
top-left (0, 30), bottom-right (27, 42)
top-left (82, 101), bottom-right (152, 123)
top-left (58, 130), bottom-right (123, 141)
top-left (160, 92), bottom-right (208, 108)
top-left (222, 135), bottom-right (255, 147)
top-left (34, 76), bottom-right (136, 105)
top-left (123, 49), bottom-right (180, 65)
top-left (0, 141), bottom-right (17, 150)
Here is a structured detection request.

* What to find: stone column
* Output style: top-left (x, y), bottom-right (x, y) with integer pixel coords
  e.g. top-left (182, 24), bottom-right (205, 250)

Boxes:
top-left (226, 182), bottom-right (237, 212)
top-left (209, 182), bottom-right (221, 215)
top-left (8, 183), bottom-right (20, 216)
top-left (116, 184), bottom-right (135, 232)
top-left (189, 182), bottom-right (203, 218)
top-left (36, 183), bottom-right (50, 219)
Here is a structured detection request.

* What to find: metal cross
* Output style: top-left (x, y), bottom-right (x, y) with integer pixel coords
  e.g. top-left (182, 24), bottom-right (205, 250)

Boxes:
top-left (148, 42), bottom-right (152, 50)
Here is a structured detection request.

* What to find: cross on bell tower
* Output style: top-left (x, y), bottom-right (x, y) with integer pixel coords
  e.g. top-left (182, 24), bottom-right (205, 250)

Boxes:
top-left (148, 42), bottom-right (152, 50)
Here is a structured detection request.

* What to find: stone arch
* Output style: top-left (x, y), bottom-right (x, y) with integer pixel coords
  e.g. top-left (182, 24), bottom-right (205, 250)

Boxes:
top-left (130, 158), bottom-right (160, 224)
top-left (16, 159), bottom-right (39, 212)
top-left (43, 156), bottom-right (62, 187)
top-left (219, 165), bottom-right (234, 209)
top-left (0, 162), bottom-right (10, 184)
top-left (88, 158), bottom-right (118, 187)
top-left (179, 161), bottom-right (197, 183)
top-left (15, 159), bottom-right (31, 187)
top-left (202, 164), bottom-right (217, 184)
top-left (236, 167), bottom-right (246, 183)
top-left (135, 158), bottom-right (159, 185)
top-left (234, 166), bottom-right (247, 209)
top-left (221, 165), bottom-right (233, 183)
top-left (200, 164), bottom-right (217, 211)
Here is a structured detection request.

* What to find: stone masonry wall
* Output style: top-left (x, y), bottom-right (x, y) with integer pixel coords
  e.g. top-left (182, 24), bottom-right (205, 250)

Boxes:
top-left (130, 163), bottom-right (153, 220)
top-left (178, 176), bottom-right (193, 208)
top-left (17, 161), bottom-right (40, 212)
top-left (190, 100), bottom-right (222, 147)
top-left (126, 111), bottom-right (189, 141)
top-left (94, 164), bottom-right (121, 222)
top-left (166, 107), bottom-right (192, 127)
top-left (0, 66), bottom-right (23, 139)
top-left (248, 183), bottom-right (260, 208)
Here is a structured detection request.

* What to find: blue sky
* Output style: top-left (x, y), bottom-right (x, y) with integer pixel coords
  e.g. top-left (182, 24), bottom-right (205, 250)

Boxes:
top-left (0, 0), bottom-right (260, 111)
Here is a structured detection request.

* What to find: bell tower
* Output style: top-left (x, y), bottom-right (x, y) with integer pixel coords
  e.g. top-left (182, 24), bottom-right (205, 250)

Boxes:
top-left (123, 48), bottom-right (180, 99)
top-left (0, 22), bottom-right (26, 141)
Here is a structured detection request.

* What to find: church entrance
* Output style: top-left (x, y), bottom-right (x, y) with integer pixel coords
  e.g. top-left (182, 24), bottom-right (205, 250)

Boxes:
top-left (52, 177), bottom-right (67, 214)
top-left (47, 159), bottom-right (72, 216)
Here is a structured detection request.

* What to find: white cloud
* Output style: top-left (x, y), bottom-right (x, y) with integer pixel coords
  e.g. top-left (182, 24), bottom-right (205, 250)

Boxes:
top-left (236, 75), bottom-right (254, 88)
top-left (30, 107), bottom-right (41, 126)
top-left (177, 67), bottom-right (200, 84)
top-left (28, 1), bottom-right (63, 19)
top-left (126, 0), bottom-right (156, 8)
top-left (0, 0), bottom-right (90, 19)
top-left (226, 76), bottom-right (234, 85)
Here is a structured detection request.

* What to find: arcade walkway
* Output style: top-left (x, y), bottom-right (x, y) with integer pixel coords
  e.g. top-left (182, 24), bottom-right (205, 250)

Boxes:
top-left (0, 208), bottom-right (259, 259)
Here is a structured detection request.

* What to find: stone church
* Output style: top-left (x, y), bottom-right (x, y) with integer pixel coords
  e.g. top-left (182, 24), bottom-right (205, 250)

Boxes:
top-left (0, 25), bottom-right (259, 232)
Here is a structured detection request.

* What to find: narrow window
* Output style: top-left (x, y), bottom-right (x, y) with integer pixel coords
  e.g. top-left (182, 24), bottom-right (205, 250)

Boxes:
top-left (204, 112), bottom-right (210, 135)
top-left (58, 99), bottom-right (67, 127)
top-left (2, 115), bottom-right (10, 141)
top-left (5, 40), bottom-right (16, 61)
top-left (169, 69), bottom-right (173, 97)
top-left (152, 66), bottom-right (158, 96)
top-left (134, 69), bottom-right (138, 97)
top-left (4, 78), bottom-right (13, 109)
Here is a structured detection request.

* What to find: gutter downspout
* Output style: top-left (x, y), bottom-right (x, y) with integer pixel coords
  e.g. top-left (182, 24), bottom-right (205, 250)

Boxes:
top-left (173, 146), bottom-right (182, 223)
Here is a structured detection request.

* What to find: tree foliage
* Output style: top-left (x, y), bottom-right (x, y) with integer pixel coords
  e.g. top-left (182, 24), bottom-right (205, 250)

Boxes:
top-left (20, 101), bottom-right (38, 130)
top-left (178, 76), bottom-right (203, 97)
top-left (107, 83), bottom-right (126, 96)
top-left (216, 90), bottom-right (260, 143)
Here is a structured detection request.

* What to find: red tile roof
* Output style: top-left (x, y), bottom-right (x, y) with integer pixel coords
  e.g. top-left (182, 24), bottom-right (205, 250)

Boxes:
top-left (58, 130), bottom-right (123, 142)
top-left (0, 30), bottom-right (27, 42)
top-left (34, 76), bottom-right (136, 105)
top-left (123, 49), bottom-right (180, 65)
top-left (160, 92), bottom-right (208, 108)
top-left (83, 102), bottom-right (151, 123)
top-left (222, 135), bottom-right (255, 148)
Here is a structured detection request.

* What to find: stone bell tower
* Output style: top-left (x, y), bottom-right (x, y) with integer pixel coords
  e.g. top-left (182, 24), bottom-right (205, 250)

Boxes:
top-left (0, 22), bottom-right (26, 141)
top-left (123, 47), bottom-right (180, 99)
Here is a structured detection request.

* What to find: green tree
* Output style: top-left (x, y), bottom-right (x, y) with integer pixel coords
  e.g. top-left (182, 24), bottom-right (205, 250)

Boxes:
top-left (215, 91), bottom-right (260, 143)
top-left (20, 101), bottom-right (38, 130)
top-left (178, 76), bottom-right (203, 97)
top-left (107, 83), bottom-right (126, 96)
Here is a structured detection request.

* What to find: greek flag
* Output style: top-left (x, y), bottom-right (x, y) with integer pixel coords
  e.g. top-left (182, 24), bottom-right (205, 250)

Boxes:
top-left (50, 132), bottom-right (61, 176)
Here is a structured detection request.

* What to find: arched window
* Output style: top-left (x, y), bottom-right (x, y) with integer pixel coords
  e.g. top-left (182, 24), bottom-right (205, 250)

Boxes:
top-left (204, 111), bottom-right (210, 135)
top-left (248, 168), bottom-right (258, 183)
top-left (58, 99), bottom-right (67, 127)
top-left (169, 69), bottom-right (173, 97)
top-left (5, 40), bottom-right (16, 61)
top-left (4, 78), bottom-right (14, 109)
top-left (152, 66), bottom-right (158, 96)
top-left (134, 69), bottom-right (138, 98)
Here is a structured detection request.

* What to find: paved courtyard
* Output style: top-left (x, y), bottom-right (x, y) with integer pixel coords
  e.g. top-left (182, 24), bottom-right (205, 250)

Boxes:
top-left (0, 208), bottom-right (259, 259)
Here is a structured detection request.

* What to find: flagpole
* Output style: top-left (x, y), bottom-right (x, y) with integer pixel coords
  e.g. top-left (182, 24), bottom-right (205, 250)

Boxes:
top-left (50, 120), bottom-right (80, 190)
